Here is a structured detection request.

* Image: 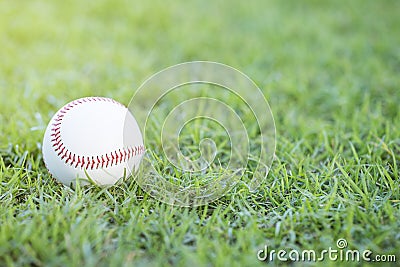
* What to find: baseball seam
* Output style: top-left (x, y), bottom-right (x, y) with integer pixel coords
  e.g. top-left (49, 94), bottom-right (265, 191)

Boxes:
top-left (50, 97), bottom-right (144, 170)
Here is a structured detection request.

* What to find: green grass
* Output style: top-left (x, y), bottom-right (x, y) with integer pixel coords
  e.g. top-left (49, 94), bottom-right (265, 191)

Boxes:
top-left (1, 0), bottom-right (399, 266)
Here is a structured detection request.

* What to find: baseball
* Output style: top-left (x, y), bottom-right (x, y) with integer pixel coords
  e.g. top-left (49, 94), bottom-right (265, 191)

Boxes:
top-left (42, 96), bottom-right (144, 186)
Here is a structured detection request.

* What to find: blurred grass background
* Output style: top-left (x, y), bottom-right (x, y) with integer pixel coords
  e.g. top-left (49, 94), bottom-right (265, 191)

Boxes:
top-left (0, 0), bottom-right (399, 266)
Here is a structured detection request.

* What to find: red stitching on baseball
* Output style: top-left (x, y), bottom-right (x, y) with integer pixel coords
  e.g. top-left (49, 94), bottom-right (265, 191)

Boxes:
top-left (50, 97), bottom-right (144, 170)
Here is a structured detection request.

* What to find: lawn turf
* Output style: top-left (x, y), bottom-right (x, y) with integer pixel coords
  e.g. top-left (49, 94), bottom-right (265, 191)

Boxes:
top-left (0, 0), bottom-right (399, 266)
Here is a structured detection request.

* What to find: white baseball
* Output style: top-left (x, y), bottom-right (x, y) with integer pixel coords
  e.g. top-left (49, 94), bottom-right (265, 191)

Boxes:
top-left (42, 96), bottom-right (144, 186)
